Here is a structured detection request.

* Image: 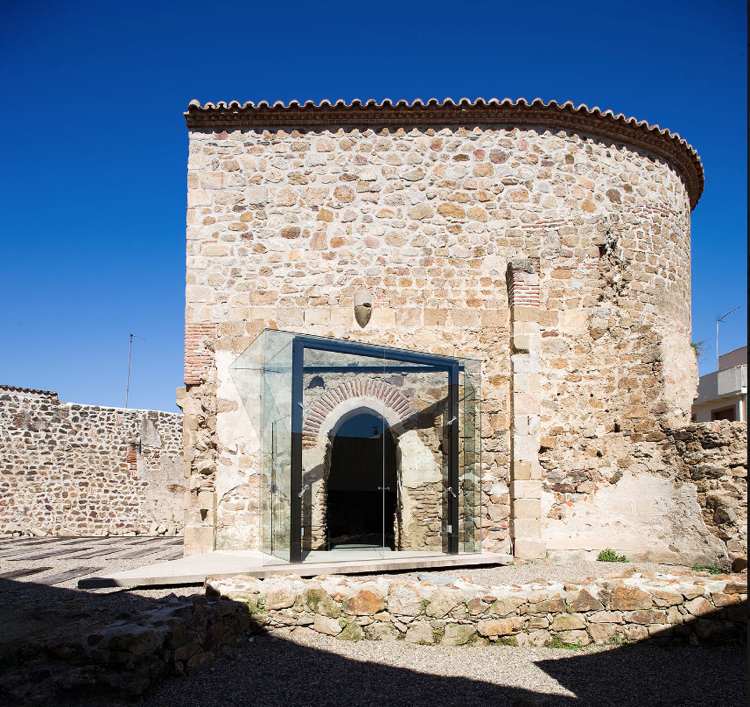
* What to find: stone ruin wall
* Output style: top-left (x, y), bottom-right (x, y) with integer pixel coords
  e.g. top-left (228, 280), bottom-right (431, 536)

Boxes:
top-left (668, 421), bottom-right (747, 570)
top-left (0, 386), bottom-right (184, 537)
top-left (182, 119), bottom-right (720, 562)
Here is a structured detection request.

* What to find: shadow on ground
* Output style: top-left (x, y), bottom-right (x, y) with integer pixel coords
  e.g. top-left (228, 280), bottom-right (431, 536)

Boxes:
top-left (140, 630), bottom-right (746, 707)
top-left (0, 578), bottom-right (746, 707)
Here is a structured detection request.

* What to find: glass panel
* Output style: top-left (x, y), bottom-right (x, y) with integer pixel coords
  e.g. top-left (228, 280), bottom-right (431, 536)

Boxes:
top-left (299, 341), bottom-right (459, 563)
top-left (231, 329), bottom-right (295, 563)
top-left (300, 346), bottom-right (388, 562)
top-left (263, 334), bottom-right (294, 562)
top-left (382, 352), bottom-right (450, 558)
top-left (459, 359), bottom-right (482, 553)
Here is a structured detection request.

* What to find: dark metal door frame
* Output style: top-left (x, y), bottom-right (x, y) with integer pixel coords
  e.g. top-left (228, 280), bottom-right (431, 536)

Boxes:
top-left (289, 335), bottom-right (461, 563)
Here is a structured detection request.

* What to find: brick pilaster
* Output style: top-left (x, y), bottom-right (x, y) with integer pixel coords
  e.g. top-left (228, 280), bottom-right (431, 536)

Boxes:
top-left (184, 323), bottom-right (217, 386)
top-left (507, 259), bottom-right (545, 560)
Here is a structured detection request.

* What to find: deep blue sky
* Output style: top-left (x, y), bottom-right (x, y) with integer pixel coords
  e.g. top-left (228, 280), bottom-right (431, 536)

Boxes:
top-left (1, 1), bottom-right (746, 411)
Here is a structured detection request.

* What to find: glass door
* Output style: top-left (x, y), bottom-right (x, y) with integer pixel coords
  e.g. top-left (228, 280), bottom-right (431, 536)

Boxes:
top-left (297, 344), bottom-right (388, 562)
top-left (291, 335), bottom-right (460, 563)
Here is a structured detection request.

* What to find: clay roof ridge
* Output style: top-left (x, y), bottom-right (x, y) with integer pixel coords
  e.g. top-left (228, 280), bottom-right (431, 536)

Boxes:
top-left (0, 384), bottom-right (59, 396)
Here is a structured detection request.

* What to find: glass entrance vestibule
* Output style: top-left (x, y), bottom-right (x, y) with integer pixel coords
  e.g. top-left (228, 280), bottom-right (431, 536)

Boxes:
top-left (232, 330), bottom-right (482, 565)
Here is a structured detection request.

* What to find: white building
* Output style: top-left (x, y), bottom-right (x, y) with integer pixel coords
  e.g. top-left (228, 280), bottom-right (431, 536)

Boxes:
top-left (693, 346), bottom-right (747, 422)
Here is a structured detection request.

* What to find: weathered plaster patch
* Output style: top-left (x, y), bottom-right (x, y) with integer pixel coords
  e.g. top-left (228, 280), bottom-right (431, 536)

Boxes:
top-left (542, 470), bottom-right (726, 564)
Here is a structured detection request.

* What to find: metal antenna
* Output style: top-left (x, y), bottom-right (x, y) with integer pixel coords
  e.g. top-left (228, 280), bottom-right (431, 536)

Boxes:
top-left (124, 333), bottom-right (134, 408)
top-left (716, 306), bottom-right (741, 371)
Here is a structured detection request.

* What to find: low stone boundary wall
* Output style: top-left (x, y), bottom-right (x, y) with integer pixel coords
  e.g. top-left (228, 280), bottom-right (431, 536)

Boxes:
top-left (208, 569), bottom-right (747, 647)
top-left (0, 595), bottom-right (250, 704)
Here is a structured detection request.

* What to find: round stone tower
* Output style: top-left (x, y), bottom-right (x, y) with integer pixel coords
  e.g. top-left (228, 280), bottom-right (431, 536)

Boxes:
top-left (181, 98), bottom-right (713, 563)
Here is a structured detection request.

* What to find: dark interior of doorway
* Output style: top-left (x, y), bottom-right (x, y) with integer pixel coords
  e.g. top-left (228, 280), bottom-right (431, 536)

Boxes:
top-left (327, 409), bottom-right (397, 549)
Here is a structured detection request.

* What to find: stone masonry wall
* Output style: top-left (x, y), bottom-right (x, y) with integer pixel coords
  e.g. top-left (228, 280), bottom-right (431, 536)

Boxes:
top-left (209, 568), bottom-right (747, 647)
top-left (183, 120), bottom-right (697, 558)
top-left (0, 386), bottom-right (184, 536)
top-left (541, 417), bottom-right (747, 568)
top-left (669, 421), bottom-right (747, 570)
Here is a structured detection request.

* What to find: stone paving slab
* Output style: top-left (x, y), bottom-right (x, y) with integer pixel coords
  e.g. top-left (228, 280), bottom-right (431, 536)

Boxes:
top-left (110, 547), bottom-right (173, 560)
top-left (1, 537), bottom-right (175, 556)
top-left (0, 536), bottom-right (184, 590)
top-left (0, 567), bottom-right (52, 580)
top-left (61, 548), bottom-right (127, 560)
top-left (37, 566), bottom-right (104, 586)
top-left (8, 550), bottom-right (78, 561)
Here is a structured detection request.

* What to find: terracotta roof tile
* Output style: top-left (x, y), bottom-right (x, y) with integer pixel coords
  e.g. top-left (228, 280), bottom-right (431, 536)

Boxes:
top-left (0, 384), bottom-right (58, 397)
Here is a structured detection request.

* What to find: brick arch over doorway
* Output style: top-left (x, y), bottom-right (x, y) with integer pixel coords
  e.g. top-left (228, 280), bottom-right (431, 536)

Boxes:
top-left (301, 379), bottom-right (414, 449)
top-left (300, 380), bottom-right (443, 553)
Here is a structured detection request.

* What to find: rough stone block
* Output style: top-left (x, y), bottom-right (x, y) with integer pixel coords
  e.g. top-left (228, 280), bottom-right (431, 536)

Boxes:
top-left (510, 480), bottom-right (542, 500)
top-left (512, 434), bottom-right (539, 462)
top-left (365, 622), bottom-right (399, 641)
top-left (512, 372), bottom-right (541, 395)
top-left (556, 629), bottom-right (591, 646)
top-left (551, 614), bottom-right (587, 631)
top-left (610, 586), bottom-right (653, 611)
top-left (511, 334), bottom-right (532, 353)
top-left (511, 518), bottom-right (541, 538)
top-left (512, 393), bottom-right (540, 416)
top-left (313, 615), bottom-right (342, 636)
top-left (513, 539), bottom-right (546, 560)
top-left (684, 597), bottom-right (713, 616)
top-left (627, 609), bottom-right (668, 625)
top-left (568, 589), bottom-right (604, 613)
top-left (183, 526), bottom-right (215, 555)
top-left (345, 589), bottom-right (385, 616)
top-left (405, 620), bottom-right (435, 644)
top-left (512, 461), bottom-right (542, 480)
top-left (510, 353), bottom-right (540, 374)
top-left (442, 623), bottom-right (477, 646)
top-left (511, 306), bottom-right (541, 323)
top-left (589, 623), bottom-right (617, 643)
top-left (477, 617), bottom-right (523, 637)
top-left (513, 498), bottom-right (541, 519)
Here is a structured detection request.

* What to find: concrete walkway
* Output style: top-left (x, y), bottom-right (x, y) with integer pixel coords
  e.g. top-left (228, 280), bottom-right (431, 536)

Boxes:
top-left (78, 548), bottom-right (513, 588)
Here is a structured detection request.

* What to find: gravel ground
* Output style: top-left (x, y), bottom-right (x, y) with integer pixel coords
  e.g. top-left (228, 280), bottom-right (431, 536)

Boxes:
top-left (358, 558), bottom-right (690, 586)
top-left (2, 540), bottom-right (745, 706)
top-left (130, 627), bottom-right (746, 707)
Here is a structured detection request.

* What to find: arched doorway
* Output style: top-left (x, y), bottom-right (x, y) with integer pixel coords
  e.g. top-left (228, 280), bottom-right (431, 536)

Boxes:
top-left (326, 408), bottom-right (397, 549)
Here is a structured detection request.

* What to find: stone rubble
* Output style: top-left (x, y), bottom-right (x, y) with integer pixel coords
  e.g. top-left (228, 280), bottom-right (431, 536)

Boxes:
top-left (0, 595), bottom-right (249, 705)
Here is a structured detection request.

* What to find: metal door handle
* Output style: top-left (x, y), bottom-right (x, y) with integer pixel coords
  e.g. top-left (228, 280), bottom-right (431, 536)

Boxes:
top-left (446, 487), bottom-right (457, 498)
top-left (297, 483), bottom-right (310, 498)
top-left (377, 486), bottom-right (391, 491)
